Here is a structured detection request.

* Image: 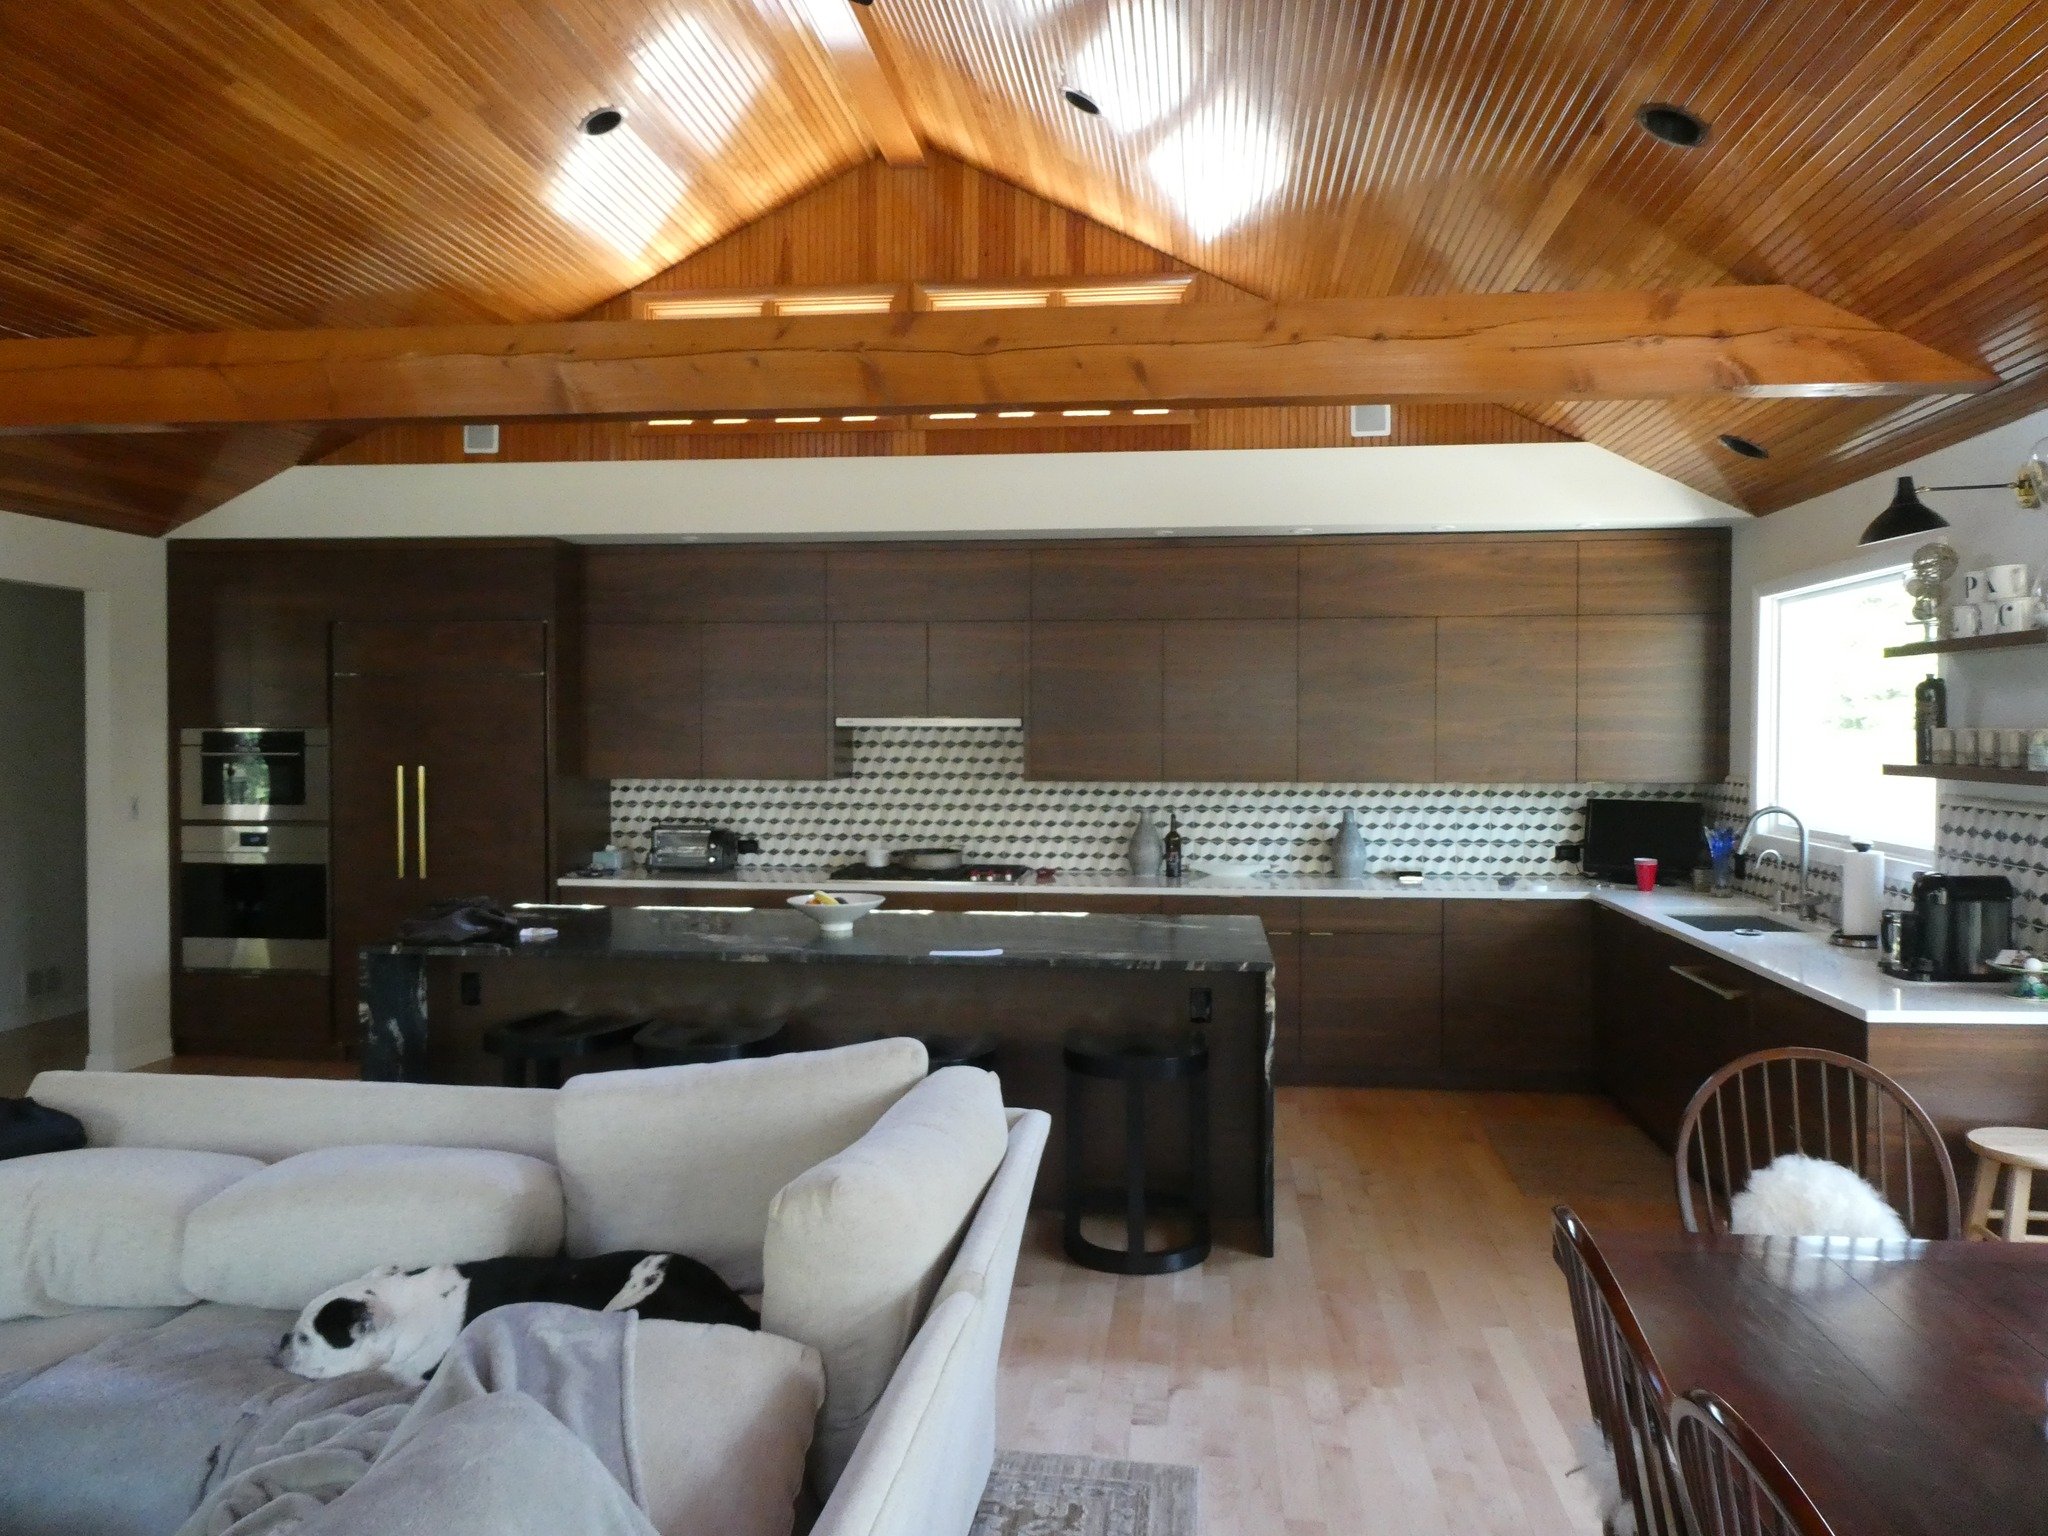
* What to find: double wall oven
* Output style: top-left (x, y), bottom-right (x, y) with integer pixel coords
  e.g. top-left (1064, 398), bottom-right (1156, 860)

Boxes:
top-left (177, 728), bottom-right (330, 974)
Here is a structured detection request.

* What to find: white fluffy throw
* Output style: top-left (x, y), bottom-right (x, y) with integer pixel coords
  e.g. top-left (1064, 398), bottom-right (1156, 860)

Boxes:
top-left (1568, 1420), bottom-right (1636, 1536)
top-left (1728, 1153), bottom-right (1909, 1241)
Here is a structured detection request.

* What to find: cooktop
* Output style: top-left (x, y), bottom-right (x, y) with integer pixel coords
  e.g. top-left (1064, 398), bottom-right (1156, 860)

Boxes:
top-left (828, 862), bottom-right (1035, 884)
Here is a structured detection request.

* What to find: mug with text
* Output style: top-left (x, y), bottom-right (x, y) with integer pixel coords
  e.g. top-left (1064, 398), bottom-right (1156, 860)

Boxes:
top-left (1963, 569), bottom-right (1989, 602)
top-left (1952, 603), bottom-right (1983, 636)
top-left (1988, 563), bottom-right (2031, 598)
top-left (1998, 596), bottom-right (2035, 632)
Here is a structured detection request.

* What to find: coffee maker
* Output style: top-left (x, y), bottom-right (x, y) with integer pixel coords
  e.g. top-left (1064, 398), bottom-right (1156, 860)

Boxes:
top-left (1879, 873), bottom-right (2014, 981)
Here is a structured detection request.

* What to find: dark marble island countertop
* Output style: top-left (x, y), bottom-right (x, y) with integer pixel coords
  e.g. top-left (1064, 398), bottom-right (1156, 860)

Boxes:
top-left (365, 905), bottom-right (1275, 973)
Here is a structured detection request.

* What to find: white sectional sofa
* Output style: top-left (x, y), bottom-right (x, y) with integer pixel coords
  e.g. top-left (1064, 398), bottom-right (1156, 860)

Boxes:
top-left (0, 1040), bottom-right (1048, 1536)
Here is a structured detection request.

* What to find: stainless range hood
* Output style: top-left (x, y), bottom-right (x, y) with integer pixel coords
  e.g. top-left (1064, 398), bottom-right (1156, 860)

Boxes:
top-left (833, 717), bottom-right (1024, 728)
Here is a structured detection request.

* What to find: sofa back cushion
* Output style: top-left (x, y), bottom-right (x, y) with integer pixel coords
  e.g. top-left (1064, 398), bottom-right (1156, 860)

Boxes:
top-left (0, 1147), bottom-right (262, 1320)
top-left (181, 1144), bottom-right (566, 1310)
top-left (556, 1039), bottom-right (927, 1291)
top-left (761, 1065), bottom-right (1009, 1494)
top-left (27, 1071), bottom-right (556, 1161)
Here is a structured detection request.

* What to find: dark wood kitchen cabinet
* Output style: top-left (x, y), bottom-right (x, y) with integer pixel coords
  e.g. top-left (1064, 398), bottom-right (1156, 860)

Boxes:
top-left (1442, 901), bottom-right (1593, 1086)
top-left (1027, 622), bottom-right (1162, 779)
top-left (1296, 618), bottom-right (1435, 781)
top-left (1031, 542), bottom-right (1296, 620)
top-left (330, 620), bottom-right (552, 1038)
top-left (579, 622), bottom-right (702, 778)
top-left (1297, 902), bottom-right (1443, 1082)
top-left (1436, 617), bottom-right (1578, 781)
top-left (826, 546), bottom-right (1030, 622)
top-left (1577, 614), bottom-right (1726, 782)
top-left (700, 622), bottom-right (831, 778)
top-left (832, 620), bottom-right (1029, 720)
top-left (1161, 620), bottom-right (1297, 781)
top-left (1299, 537), bottom-right (1579, 617)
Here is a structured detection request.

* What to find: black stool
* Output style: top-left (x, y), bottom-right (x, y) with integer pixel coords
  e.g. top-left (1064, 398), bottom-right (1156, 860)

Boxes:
top-left (633, 1017), bottom-right (788, 1067)
top-left (483, 1012), bottom-right (647, 1088)
top-left (1061, 1029), bottom-right (1210, 1275)
top-left (919, 1031), bottom-right (1000, 1072)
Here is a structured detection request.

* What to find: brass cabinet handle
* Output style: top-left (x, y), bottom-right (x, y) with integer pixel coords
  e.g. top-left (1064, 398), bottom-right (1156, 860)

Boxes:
top-left (1669, 963), bottom-right (1744, 1002)
top-left (394, 765), bottom-right (406, 879)
top-left (415, 765), bottom-right (428, 881)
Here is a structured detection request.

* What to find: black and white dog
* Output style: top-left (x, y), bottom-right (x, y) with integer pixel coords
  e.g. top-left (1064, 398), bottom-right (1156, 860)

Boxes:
top-left (277, 1251), bottom-right (756, 1383)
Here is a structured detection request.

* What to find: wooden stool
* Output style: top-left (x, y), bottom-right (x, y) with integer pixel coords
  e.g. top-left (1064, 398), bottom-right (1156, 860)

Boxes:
top-left (1964, 1127), bottom-right (2048, 1240)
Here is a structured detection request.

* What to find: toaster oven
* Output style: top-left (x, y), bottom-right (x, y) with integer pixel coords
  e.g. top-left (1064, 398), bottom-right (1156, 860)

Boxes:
top-left (646, 821), bottom-right (759, 873)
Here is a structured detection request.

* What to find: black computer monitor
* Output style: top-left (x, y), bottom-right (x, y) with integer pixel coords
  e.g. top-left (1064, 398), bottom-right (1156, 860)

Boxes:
top-left (1581, 797), bottom-right (1705, 885)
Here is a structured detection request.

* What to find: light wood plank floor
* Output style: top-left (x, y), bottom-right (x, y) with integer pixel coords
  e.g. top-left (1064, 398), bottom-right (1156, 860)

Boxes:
top-left (997, 1088), bottom-right (1673, 1536)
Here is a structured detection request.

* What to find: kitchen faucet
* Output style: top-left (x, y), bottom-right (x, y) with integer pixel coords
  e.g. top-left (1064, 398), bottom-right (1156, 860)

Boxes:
top-left (1737, 806), bottom-right (1816, 921)
top-left (1746, 847), bottom-right (1790, 910)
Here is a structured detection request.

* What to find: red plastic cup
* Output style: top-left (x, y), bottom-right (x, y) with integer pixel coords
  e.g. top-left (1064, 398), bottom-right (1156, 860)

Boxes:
top-left (1634, 857), bottom-right (1658, 892)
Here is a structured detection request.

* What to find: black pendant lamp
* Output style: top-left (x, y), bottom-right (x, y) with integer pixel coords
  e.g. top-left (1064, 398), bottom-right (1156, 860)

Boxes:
top-left (1858, 476), bottom-right (1950, 546)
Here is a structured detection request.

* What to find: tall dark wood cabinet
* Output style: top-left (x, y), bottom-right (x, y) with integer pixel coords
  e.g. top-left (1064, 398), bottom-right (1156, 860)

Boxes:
top-left (1297, 902), bottom-right (1444, 1082)
top-left (1027, 621), bottom-right (1164, 780)
top-left (1161, 619), bottom-right (1297, 781)
top-left (329, 620), bottom-right (553, 1036)
top-left (1436, 617), bottom-right (1579, 781)
top-left (1442, 901), bottom-right (1593, 1086)
top-left (1296, 617), bottom-right (1436, 781)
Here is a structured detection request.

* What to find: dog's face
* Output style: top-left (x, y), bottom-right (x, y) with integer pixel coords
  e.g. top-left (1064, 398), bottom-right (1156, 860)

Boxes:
top-left (276, 1267), bottom-right (403, 1378)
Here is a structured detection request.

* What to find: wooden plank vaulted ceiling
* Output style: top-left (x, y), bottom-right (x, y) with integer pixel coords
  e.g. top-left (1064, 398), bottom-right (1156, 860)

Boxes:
top-left (4, 0), bottom-right (2048, 533)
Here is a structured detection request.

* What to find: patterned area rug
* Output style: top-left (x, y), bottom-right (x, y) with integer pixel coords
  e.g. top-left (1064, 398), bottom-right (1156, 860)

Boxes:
top-left (973, 1452), bottom-right (1198, 1536)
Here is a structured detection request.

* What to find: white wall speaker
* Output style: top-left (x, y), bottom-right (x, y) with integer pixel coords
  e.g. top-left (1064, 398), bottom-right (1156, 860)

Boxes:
top-left (1349, 404), bottom-right (1393, 438)
top-left (462, 424), bottom-right (501, 455)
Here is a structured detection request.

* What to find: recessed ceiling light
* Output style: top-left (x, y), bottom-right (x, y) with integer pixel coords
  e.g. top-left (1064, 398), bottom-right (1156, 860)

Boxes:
top-left (842, 414), bottom-right (879, 423)
top-left (647, 418), bottom-right (695, 426)
top-left (1131, 407), bottom-right (1170, 416)
top-left (1634, 102), bottom-right (1708, 148)
top-left (579, 106), bottom-right (626, 137)
top-left (1062, 86), bottom-right (1102, 116)
top-left (929, 411), bottom-right (978, 420)
top-left (1062, 408), bottom-right (1111, 417)
top-left (1718, 432), bottom-right (1770, 459)
top-left (997, 410), bottom-right (1036, 419)
top-left (775, 416), bottom-right (822, 424)
top-left (712, 417), bottom-right (747, 425)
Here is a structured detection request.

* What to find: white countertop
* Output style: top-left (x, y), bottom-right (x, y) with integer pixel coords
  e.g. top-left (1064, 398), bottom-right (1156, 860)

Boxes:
top-left (557, 868), bottom-right (1597, 899)
top-left (558, 868), bottom-right (2048, 1027)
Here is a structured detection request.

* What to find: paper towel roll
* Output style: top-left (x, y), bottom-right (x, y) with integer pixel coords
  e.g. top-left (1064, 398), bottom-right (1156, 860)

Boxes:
top-left (1841, 843), bottom-right (1886, 937)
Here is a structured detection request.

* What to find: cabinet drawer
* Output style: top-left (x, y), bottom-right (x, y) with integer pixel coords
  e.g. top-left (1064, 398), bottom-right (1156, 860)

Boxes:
top-left (1156, 896), bottom-right (1300, 928)
top-left (1302, 899), bottom-right (1442, 935)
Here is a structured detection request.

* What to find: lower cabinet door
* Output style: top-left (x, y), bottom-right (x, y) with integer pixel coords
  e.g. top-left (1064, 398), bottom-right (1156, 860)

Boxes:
top-left (1298, 930), bottom-right (1443, 1082)
top-left (1442, 901), bottom-right (1592, 1084)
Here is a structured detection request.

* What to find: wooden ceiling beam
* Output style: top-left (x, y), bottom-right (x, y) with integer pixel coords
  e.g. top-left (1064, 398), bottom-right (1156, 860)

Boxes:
top-left (784, 0), bottom-right (923, 166)
top-left (0, 289), bottom-right (1990, 434)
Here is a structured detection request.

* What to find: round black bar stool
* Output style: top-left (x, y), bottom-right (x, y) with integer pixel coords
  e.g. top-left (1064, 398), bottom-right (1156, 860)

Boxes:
top-left (918, 1031), bottom-right (1000, 1072)
top-left (482, 1012), bottom-right (648, 1088)
top-left (632, 1017), bottom-right (788, 1067)
top-left (1061, 1029), bottom-right (1210, 1275)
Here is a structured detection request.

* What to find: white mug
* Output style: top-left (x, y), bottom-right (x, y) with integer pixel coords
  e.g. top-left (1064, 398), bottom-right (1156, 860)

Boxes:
top-left (1956, 728), bottom-right (1981, 765)
top-left (2001, 728), bottom-right (2029, 768)
top-left (1964, 569), bottom-right (1989, 602)
top-left (1989, 563), bottom-right (2031, 598)
top-left (1952, 603), bottom-right (1983, 636)
top-left (1999, 597), bottom-right (2035, 632)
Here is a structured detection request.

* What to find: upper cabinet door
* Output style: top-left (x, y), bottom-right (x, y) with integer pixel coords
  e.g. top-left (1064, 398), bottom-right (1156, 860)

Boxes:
top-left (827, 547), bottom-right (1030, 621)
top-left (1162, 620), bottom-right (1297, 781)
top-left (1032, 543), bottom-right (1297, 620)
top-left (586, 547), bottom-right (826, 623)
top-left (579, 622), bottom-right (702, 778)
top-left (1297, 618), bottom-right (1436, 782)
top-left (1578, 614), bottom-right (1727, 783)
top-left (928, 622), bottom-right (1029, 719)
top-left (1027, 622), bottom-right (1163, 780)
top-left (1436, 617), bottom-right (1578, 781)
top-left (1301, 539), bottom-right (1578, 617)
top-left (1577, 532), bottom-right (1730, 614)
top-left (700, 622), bottom-right (831, 779)
top-left (831, 622), bottom-right (928, 718)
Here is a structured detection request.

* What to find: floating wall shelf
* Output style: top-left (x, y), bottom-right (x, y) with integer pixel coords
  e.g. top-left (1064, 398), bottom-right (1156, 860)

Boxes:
top-left (1883, 763), bottom-right (2048, 788)
top-left (1883, 630), bottom-right (2048, 659)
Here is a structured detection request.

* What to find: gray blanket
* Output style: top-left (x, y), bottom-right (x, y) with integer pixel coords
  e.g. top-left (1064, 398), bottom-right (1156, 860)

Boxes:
top-left (0, 1302), bottom-right (657, 1536)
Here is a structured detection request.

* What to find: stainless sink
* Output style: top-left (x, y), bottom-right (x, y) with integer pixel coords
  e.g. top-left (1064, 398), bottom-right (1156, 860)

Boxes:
top-left (1671, 914), bottom-right (1804, 934)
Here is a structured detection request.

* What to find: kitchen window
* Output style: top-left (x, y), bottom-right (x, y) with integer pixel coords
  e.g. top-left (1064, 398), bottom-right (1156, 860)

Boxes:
top-left (1754, 566), bottom-right (1935, 857)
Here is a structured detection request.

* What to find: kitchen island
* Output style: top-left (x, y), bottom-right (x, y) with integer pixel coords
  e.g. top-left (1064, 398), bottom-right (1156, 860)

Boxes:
top-left (361, 905), bottom-right (1276, 1254)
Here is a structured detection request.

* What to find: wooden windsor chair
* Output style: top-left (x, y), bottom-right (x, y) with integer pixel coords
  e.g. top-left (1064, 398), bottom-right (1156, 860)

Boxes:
top-left (1670, 1390), bottom-right (1839, 1536)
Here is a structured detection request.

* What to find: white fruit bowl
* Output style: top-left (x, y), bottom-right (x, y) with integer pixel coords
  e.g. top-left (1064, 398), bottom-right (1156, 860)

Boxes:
top-left (787, 891), bottom-right (885, 936)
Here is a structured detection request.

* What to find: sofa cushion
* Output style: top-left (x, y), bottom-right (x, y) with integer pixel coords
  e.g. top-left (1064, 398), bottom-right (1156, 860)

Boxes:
top-left (181, 1144), bottom-right (565, 1310)
top-left (27, 1070), bottom-right (556, 1161)
top-left (632, 1319), bottom-right (824, 1536)
top-left (556, 1039), bottom-right (927, 1291)
top-left (0, 1147), bottom-right (262, 1320)
top-left (761, 1065), bottom-right (1008, 1492)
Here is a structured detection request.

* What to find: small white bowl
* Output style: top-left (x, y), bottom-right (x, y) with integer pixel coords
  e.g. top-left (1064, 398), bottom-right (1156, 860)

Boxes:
top-left (787, 891), bottom-right (885, 936)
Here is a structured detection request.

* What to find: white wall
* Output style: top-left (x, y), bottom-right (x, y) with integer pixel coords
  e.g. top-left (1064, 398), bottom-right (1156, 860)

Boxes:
top-left (0, 579), bottom-right (87, 1030)
top-left (1731, 406), bottom-right (2048, 778)
top-left (176, 440), bottom-right (1738, 541)
top-left (0, 513), bottom-right (169, 1070)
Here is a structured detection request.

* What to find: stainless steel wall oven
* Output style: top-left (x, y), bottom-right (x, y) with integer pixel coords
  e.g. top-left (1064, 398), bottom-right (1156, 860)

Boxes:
top-left (178, 824), bottom-right (330, 973)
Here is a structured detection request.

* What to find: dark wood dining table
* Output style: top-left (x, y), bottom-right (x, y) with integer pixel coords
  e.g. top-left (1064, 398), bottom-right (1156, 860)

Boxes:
top-left (1598, 1228), bottom-right (2048, 1536)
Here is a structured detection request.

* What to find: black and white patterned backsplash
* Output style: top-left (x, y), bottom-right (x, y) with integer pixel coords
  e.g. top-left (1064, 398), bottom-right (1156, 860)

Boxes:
top-left (1709, 778), bottom-right (2048, 938)
top-left (610, 726), bottom-right (1707, 876)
